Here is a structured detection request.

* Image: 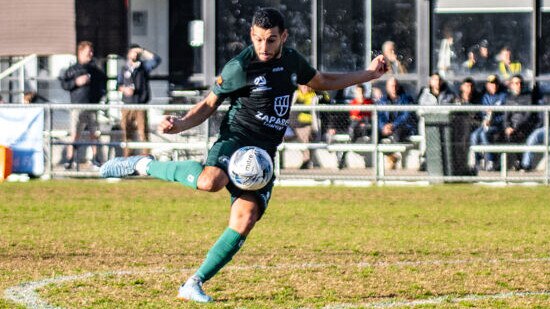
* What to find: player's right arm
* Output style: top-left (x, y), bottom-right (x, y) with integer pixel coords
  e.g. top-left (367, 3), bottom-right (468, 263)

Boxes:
top-left (158, 91), bottom-right (222, 134)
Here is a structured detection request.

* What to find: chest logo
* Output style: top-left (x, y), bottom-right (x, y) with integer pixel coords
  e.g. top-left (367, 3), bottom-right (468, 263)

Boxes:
top-left (274, 95), bottom-right (290, 117)
top-left (254, 76), bottom-right (267, 87)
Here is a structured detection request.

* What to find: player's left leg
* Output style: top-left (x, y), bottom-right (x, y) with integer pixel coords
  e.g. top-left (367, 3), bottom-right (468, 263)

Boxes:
top-left (177, 193), bottom-right (261, 303)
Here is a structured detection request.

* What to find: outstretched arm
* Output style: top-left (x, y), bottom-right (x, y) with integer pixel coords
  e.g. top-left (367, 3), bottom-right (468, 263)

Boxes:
top-left (307, 55), bottom-right (387, 91)
top-left (158, 92), bottom-right (221, 134)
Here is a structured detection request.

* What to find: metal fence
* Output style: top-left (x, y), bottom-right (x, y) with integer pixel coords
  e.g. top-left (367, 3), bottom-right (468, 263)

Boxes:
top-left (1, 103), bottom-right (550, 184)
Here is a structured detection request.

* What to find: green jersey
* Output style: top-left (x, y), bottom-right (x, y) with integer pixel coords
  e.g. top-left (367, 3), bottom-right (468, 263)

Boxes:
top-left (212, 45), bottom-right (317, 153)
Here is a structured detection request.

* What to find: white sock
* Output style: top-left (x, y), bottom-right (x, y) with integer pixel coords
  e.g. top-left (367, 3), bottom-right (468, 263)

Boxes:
top-left (135, 157), bottom-right (153, 176)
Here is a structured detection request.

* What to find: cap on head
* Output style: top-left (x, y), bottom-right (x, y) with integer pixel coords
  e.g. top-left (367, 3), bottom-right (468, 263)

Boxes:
top-left (486, 74), bottom-right (499, 84)
top-left (252, 7), bottom-right (285, 31)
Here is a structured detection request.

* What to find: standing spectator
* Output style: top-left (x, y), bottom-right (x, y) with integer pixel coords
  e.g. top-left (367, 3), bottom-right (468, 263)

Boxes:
top-left (437, 27), bottom-right (457, 78)
top-left (0, 95), bottom-right (4, 104)
top-left (498, 46), bottom-right (522, 81)
top-left (503, 75), bottom-right (535, 169)
top-left (59, 41), bottom-right (106, 169)
top-left (417, 72), bottom-right (456, 106)
top-left (348, 84), bottom-right (373, 142)
top-left (290, 84), bottom-right (330, 169)
top-left (377, 77), bottom-right (417, 169)
top-left (470, 74), bottom-right (507, 171)
top-left (117, 44), bottom-right (161, 157)
top-left (382, 41), bottom-right (407, 74)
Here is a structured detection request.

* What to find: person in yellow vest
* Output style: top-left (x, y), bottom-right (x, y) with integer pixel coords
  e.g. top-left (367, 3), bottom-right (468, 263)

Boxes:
top-left (498, 46), bottom-right (522, 80)
top-left (290, 84), bottom-right (330, 169)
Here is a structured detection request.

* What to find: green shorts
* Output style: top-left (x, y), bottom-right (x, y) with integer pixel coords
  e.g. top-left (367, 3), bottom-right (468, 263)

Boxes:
top-left (205, 136), bottom-right (275, 218)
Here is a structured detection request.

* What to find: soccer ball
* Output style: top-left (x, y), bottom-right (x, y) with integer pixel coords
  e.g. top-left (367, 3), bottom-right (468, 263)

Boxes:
top-left (228, 146), bottom-right (273, 191)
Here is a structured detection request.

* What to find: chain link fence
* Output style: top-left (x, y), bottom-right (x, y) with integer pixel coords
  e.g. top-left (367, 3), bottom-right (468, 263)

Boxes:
top-left (1, 102), bottom-right (549, 184)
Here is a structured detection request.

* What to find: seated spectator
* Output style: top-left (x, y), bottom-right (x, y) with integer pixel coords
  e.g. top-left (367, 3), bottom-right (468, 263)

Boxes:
top-left (382, 41), bottom-right (407, 74)
top-left (377, 77), bottom-right (417, 169)
top-left (497, 46), bottom-right (522, 81)
top-left (23, 91), bottom-right (37, 104)
top-left (455, 77), bottom-right (482, 105)
top-left (503, 74), bottom-right (535, 169)
top-left (451, 78), bottom-right (483, 175)
top-left (418, 72), bottom-right (456, 105)
top-left (290, 84), bottom-right (330, 169)
top-left (348, 84), bottom-right (373, 142)
top-left (470, 74), bottom-right (507, 171)
top-left (521, 86), bottom-right (547, 171)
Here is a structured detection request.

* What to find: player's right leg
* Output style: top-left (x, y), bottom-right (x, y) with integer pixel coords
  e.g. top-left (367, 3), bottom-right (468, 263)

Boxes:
top-left (100, 155), bottom-right (228, 192)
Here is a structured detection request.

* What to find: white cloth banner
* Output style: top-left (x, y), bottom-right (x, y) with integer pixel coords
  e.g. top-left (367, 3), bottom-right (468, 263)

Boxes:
top-left (0, 107), bottom-right (44, 175)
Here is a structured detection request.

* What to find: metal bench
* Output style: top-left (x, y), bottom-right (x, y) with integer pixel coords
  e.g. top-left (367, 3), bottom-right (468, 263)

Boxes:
top-left (469, 145), bottom-right (550, 177)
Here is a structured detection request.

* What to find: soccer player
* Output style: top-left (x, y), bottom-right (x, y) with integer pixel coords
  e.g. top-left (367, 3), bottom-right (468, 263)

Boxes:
top-left (100, 7), bottom-right (387, 303)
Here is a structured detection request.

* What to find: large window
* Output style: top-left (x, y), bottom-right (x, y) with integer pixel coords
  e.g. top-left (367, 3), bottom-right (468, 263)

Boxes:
top-left (215, 0), bottom-right (312, 72)
top-left (432, 0), bottom-right (533, 80)
top-left (541, 2), bottom-right (550, 75)
top-left (371, 0), bottom-right (416, 73)
top-left (319, 0), bottom-right (365, 72)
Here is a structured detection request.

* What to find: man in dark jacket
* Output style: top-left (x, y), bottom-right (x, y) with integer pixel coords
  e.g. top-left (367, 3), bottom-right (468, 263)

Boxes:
top-left (59, 41), bottom-right (106, 169)
top-left (377, 77), bottom-right (417, 169)
top-left (117, 44), bottom-right (161, 157)
top-left (504, 74), bottom-right (535, 169)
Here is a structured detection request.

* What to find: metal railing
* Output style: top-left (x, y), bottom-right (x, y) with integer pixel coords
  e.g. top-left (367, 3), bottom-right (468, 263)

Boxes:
top-left (1, 103), bottom-right (549, 184)
top-left (0, 54), bottom-right (37, 104)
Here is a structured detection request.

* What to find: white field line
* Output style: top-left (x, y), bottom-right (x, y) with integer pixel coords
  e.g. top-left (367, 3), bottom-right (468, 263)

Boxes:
top-left (320, 291), bottom-right (550, 309)
top-left (4, 257), bottom-right (550, 309)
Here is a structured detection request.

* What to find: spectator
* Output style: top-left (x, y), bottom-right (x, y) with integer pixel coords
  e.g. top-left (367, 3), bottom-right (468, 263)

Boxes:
top-left (417, 72), bottom-right (456, 105)
top-left (290, 84), bottom-right (330, 169)
top-left (497, 46), bottom-right (522, 80)
top-left (0, 95), bottom-right (4, 104)
top-left (501, 74), bottom-right (534, 169)
top-left (348, 84), bottom-right (373, 143)
top-left (463, 39), bottom-right (496, 73)
top-left (520, 90), bottom-right (547, 171)
top-left (382, 41), bottom-right (407, 74)
top-left (321, 89), bottom-right (348, 144)
top-left (59, 41), bottom-right (107, 170)
top-left (23, 91), bottom-right (37, 104)
top-left (452, 77), bottom-right (482, 175)
top-left (455, 77), bottom-right (482, 105)
top-left (437, 27), bottom-right (457, 78)
top-left (470, 74), bottom-right (507, 171)
top-left (377, 77), bottom-right (417, 169)
top-left (117, 44), bottom-right (161, 157)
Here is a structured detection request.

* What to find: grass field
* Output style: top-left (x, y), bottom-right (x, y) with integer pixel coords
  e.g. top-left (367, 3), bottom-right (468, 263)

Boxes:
top-left (1, 180), bottom-right (549, 308)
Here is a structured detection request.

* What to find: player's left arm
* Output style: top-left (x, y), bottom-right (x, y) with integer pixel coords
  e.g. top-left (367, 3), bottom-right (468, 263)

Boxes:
top-left (307, 55), bottom-right (387, 91)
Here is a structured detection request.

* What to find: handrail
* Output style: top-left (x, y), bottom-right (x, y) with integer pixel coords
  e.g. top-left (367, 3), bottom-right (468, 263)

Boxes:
top-left (0, 54), bottom-right (37, 81)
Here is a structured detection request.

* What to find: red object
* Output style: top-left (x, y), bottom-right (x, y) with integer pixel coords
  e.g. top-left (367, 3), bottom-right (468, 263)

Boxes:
top-left (349, 97), bottom-right (373, 120)
top-left (0, 145), bottom-right (13, 181)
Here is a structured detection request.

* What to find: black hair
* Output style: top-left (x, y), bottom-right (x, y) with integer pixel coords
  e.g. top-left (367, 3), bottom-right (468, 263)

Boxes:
top-left (462, 77), bottom-right (475, 85)
top-left (511, 74), bottom-right (524, 83)
top-left (252, 8), bottom-right (285, 31)
top-left (129, 43), bottom-right (141, 50)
